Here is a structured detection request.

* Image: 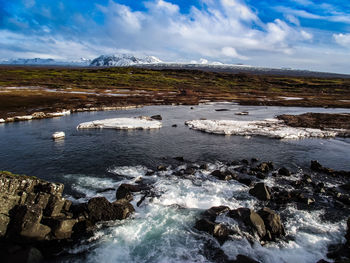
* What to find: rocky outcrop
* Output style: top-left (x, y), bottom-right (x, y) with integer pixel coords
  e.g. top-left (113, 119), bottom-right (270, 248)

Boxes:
top-left (0, 171), bottom-right (135, 261)
top-left (311, 160), bottom-right (350, 177)
top-left (195, 206), bottom-right (285, 245)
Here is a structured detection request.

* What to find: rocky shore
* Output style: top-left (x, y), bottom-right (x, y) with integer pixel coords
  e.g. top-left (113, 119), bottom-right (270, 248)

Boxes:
top-left (277, 113), bottom-right (350, 130)
top-left (0, 171), bottom-right (135, 262)
top-left (0, 105), bottom-right (141, 124)
top-left (1, 157), bottom-right (349, 263)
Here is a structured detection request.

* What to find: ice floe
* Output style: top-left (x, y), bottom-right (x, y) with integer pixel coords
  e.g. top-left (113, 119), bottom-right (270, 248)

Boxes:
top-left (52, 131), bottom-right (65, 139)
top-left (185, 119), bottom-right (344, 139)
top-left (77, 116), bottom-right (162, 130)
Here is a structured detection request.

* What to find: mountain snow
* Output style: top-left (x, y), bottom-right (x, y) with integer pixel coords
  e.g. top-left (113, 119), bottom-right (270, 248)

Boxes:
top-left (90, 54), bottom-right (162, 67)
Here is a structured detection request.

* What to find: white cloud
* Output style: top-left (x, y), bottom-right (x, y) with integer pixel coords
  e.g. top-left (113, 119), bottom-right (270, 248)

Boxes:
top-left (1, 0), bottom-right (347, 73)
top-left (333, 33), bottom-right (350, 47)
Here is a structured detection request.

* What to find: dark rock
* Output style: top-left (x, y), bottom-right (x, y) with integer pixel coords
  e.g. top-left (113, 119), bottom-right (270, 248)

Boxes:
top-left (251, 158), bottom-right (259, 163)
top-left (213, 223), bottom-right (231, 243)
top-left (255, 162), bottom-right (273, 173)
top-left (238, 178), bottom-right (253, 187)
top-left (273, 190), bottom-right (292, 204)
top-left (278, 167), bottom-right (291, 176)
top-left (341, 183), bottom-right (350, 192)
top-left (116, 184), bottom-right (142, 201)
top-left (316, 260), bottom-right (331, 263)
top-left (256, 172), bottom-right (266, 180)
top-left (195, 218), bottom-right (215, 233)
top-left (150, 115), bottom-right (162, 120)
top-left (87, 197), bottom-right (134, 223)
top-left (172, 124), bottom-right (177, 127)
top-left (174, 156), bottom-right (185, 162)
top-left (298, 193), bottom-right (315, 205)
top-left (42, 217), bottom-right (77, 239)
top-left (44, 196), bottom-right (65, 217)
top-left (241, 159), bottom-right (249, 165)
top-left (200, 164), bottom-right (209, 170)
top-left (145, 170), bottom-right (154, 176)
top-left (257, 207), bottom-right (285, 240)
top-left (228, 208), bottom-right (266, 238)
top-left (211, 170), bottom-right (233, 181)
top-left (184, 167), bottom-right (196, 175)
top-left (3, 246), bottom-right (43, 263)
top-left (203, 206), bottom-right (230, 221)
top-left (112, 199), bottom-right (135, 220)
top-left (215, 109), bottom-right (230, 111)
top-left (157, 165), bottom-right (167, 171)
top-left (10, 204), bottom-right (51, 242)
top-left (249, 183), bottom-right (271, 201)
top-left (195, 218), bottom-right (231, 243)
top-left (233, 254), bottom-right (260, 263)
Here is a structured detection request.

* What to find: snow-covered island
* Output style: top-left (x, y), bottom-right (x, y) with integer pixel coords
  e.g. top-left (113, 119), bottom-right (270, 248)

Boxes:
top-left (185, 119), bottom-right (347, 139)
top-left (77, 116), bottom-right (162, 130)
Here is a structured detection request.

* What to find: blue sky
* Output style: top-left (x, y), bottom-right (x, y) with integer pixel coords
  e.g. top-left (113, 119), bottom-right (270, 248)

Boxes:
top-left (0, 0), bottom-right (350, 73)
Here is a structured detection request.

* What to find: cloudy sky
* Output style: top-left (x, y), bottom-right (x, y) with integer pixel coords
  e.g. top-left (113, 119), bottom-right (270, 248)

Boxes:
top-left (0, 0), bottom-right (350, 73)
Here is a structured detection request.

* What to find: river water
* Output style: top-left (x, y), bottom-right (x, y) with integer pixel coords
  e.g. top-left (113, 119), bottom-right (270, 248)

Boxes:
top-left (0, 103), bottom-right (349, 263)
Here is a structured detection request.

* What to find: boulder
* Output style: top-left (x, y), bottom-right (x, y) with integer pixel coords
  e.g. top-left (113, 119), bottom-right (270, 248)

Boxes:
top-left (228, 208), bottom-right (266, 238)
top-left (195, 218), bottom-right (215, 233)
top-left (112, 199), bottom-right (135, 220)
top-left (249, 183), bottom-right (271, 201)
top-left (257, 208), bottom-right (285, 240)
top-left (238, 178), bottom-right (253, 187)
top-left (278, 167), bottom-right (291, 176)
top-left (43, 217), bottom-right (77, 240)
top-left (10, 204), bottom-right (51, 241)
top-left (116, 184), bottom-right (143, 201)
top-left (195, 219), bottom-right (231, 243)
top-left (150, 115), bottom-right (162, 120)
top-left (87, 197), bottom-right (134, 223)
top-left (203, 206), bottom-right (230, 221)
top-left (255, 162), bottom-right (273, 173)
top-left (211, 170), bottom-right (233, 181)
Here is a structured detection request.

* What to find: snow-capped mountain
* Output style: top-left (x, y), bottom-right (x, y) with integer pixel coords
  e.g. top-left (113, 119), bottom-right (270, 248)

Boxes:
top-left (90, 54), bottom-right (162, 67)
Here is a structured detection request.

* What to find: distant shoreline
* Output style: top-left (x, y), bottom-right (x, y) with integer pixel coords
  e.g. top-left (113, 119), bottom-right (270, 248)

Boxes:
top-left (0, 65), bottom-right (349, 119)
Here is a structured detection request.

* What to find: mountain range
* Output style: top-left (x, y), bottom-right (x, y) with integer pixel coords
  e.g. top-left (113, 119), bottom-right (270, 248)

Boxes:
top-left (1, 54), bottom-right (349, 78)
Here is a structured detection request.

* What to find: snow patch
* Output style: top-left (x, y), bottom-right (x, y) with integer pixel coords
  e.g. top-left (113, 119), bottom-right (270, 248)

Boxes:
top-left (185, 119), bottom-right (343, 139)
top-left (52, 131), bottom-right (65, 139)
top-left (77, 116), bottom-right (162, 130)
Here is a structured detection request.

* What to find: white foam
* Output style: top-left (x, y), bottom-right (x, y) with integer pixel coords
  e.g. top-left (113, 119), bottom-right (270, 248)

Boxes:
top-left (62, 164), bottom-right (347, 263)
top-left (185, 119), bottom-right (343, 139)
top-left (108, 165), bottom-right (149, 178)
top-left (77, 117), bottom-right (162, 130)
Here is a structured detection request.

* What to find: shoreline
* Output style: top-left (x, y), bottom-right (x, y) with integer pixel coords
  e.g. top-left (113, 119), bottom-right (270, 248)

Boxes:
top-left (1, 66), bottom-right (350, 120)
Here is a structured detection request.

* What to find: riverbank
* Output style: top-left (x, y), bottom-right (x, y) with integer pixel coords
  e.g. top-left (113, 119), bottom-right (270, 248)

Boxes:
top-left (1, 66), bottom-right (350, 119)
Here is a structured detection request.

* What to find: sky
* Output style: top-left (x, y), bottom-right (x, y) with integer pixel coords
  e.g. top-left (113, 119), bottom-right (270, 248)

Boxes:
top-left (0, 0), bottom-right (350, 73)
